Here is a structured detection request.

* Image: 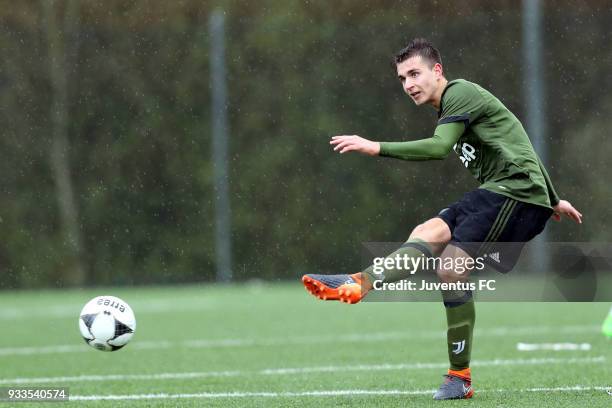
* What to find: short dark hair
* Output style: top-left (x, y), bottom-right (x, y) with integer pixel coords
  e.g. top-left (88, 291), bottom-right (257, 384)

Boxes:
top-left (394, 38), bottom-right (442, 67)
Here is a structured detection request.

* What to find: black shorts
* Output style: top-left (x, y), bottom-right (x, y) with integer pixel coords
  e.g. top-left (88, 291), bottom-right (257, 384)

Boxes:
top-left (436, 189), bottom-right (553, 273)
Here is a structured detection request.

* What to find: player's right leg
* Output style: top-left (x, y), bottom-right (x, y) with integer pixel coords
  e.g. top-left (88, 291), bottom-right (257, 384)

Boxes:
top-left (302, 217), bottom-right (451, 304)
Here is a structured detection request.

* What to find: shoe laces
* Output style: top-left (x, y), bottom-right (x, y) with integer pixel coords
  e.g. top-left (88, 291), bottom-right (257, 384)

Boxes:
top-left (440, 374), bottom-right (469, 388)
top-left (440, 374), bottom-right (455, 388)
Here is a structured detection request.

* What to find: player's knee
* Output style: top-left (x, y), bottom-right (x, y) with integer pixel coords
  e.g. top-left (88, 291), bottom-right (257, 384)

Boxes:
top-left (436, 265), bottom-right (470, 283)
top-left (436, 245), bottom-right (473, 283)
top-left (409, 218), bottom-right (451, 244)
top-left (410, 223), bottom-right (427, 237)
top-left (436, 266), bottom-right (455, 283)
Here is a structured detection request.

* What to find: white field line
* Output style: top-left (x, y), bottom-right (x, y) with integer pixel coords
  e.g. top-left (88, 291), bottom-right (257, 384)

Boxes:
top-left (0, 324), bottom-right (600, 357)
top-left (68, 385), bottom-right (612, 401)
top-left (0, 356), bottom-right (605, 385)
top-left (0, 371), bottom-right (241, 385)
top-left (517, 342), bottom-right (592, 351)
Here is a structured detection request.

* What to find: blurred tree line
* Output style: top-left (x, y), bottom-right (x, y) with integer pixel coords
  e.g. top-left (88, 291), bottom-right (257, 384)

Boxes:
top-left (0, 0), bottom-right (610, 288)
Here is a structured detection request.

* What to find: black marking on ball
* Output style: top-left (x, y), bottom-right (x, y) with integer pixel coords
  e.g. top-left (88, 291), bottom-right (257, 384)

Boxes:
top-left (112, 318), bottom-right (134, 340)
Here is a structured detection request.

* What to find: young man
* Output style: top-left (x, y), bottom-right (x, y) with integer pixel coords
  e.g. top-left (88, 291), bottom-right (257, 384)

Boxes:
top-left (301, 38), bottom-right (583, 400)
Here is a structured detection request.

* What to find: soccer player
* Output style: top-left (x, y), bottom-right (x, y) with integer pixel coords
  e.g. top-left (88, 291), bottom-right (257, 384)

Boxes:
top-left (301, 38), bottom-right (583, 400)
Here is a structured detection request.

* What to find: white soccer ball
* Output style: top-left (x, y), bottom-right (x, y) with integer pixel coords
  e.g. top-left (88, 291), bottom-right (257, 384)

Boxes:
top-left (78, 295), bottom-right (136, 352)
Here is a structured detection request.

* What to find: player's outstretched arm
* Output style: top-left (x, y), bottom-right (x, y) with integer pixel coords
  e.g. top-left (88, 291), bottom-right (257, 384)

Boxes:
top-left (330, 123), bottom-right (463, 161)
top-left (552, 200), bottom-right (582, 224)
top-left (330, 135), bottom-right (380, 155)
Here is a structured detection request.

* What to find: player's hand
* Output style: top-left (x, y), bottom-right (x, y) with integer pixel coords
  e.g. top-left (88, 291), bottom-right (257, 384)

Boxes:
top-left (330, 135), bottom-right (380, 156)
top-left (552, 200), bottom-right (582, 224)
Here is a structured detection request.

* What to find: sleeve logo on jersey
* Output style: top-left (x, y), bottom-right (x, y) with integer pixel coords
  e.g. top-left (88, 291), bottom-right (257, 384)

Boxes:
top-left (454, 142), bottom-right (477, 167)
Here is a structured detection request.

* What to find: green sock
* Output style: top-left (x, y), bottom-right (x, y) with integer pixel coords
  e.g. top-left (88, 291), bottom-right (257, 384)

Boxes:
top-left (362, 238), bottom-right (433, 284)
top-left (442, 290), bottom-right (475, 370)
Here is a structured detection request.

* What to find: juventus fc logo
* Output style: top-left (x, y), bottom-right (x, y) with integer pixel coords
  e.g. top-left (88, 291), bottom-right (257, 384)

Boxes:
top-left (452, 340), bottom-right (466, 354)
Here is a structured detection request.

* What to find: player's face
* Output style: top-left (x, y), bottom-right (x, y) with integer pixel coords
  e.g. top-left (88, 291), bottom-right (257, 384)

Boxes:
top-left (396, 56), bottom-right (443, 106)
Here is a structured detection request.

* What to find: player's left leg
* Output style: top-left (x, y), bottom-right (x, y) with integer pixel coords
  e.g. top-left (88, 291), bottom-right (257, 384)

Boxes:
top-left (433, 243), bottom-right (475, 400)
top-left (432, 189), bottom-right (555, 400)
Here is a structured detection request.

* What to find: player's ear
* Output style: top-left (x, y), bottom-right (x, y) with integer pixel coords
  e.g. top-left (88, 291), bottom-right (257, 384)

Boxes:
top-left (433, 63), bottom-right (444, 77)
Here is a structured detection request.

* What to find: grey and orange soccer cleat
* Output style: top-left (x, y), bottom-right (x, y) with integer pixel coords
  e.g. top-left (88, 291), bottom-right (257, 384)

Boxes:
top-left (301, 273), bottom-right (368, 304)
top-left (433, 373), bottom-right (474, 400)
